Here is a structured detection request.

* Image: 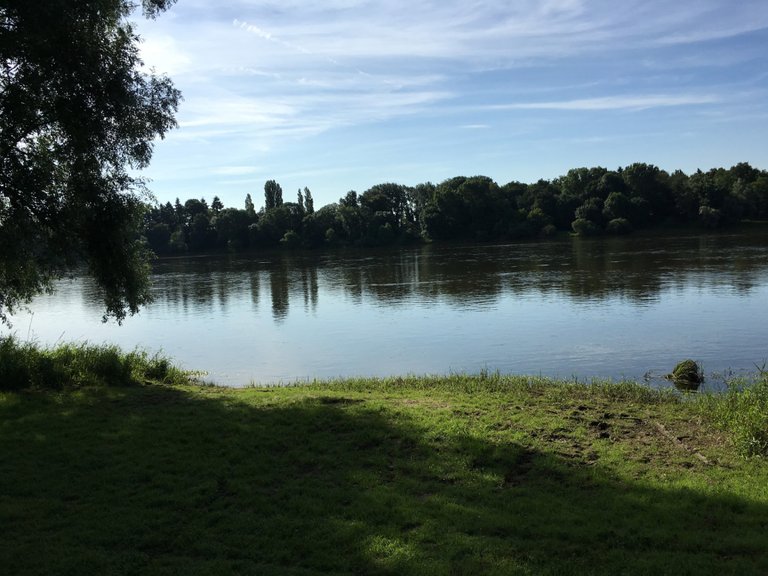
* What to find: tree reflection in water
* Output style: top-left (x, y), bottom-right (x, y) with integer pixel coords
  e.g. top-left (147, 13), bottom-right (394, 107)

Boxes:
top-left (12, 231), bottom-right (768, 385)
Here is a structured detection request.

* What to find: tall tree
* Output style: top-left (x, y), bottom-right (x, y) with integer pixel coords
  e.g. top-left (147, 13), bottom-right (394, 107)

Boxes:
top-left (244, 193), bottom-right (256, 217)
top-left (264, 180), bottom-right (283, 211)
top-left (275, 182), bottom-right (284, 207)
top-left (0, 0), bottom-right (180, 323)
top-left (304, 187), bottom-right (314, 214)
top-left (183, 198), bottom-right (208, 223)
top-left (297, 188), bottom-right (305, 216)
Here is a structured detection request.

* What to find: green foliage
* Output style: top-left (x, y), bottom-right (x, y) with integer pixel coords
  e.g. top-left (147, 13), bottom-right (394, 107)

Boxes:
top-left (279, 229), bottom-right (301, 248)
top-left (264, 179), bottom-right (283, 211)
top-left (142, 162), bottom-right (768, 255)
top-left (304, 186), bottom-right (315, 214)
top-left (623, 163), bottom-right (673, 218)
top-left (537, 223), bottom-right (556, 238)
top-left (258, 204), bottom-right (302, 246)
top-left (575, 196), bottom-right (605, 226)
top-left (244, 193), bottom-right (256, 217)
top-left (526, 207), bottom-right (551, 233)
top-left (213, 208), bottom-right (251, 251)
top-left (144, 222), bottom-right (172, 254)
top-left (603, 191), bottom-right (633, 221)
top-left (698, 378), bottom-right (768, 458)
top-left (188, 212), bottom-right (214, 251)
top-left (699, 205), bottom-right (722, 228)
top-left (606, 217), bottom-right (633, 235)
top-left (571, 217), bottom-right (600, 236)
top-left (339, 190), bottom-right (359, 208)
top-left (0, 0), bottom-right (180, 323)
top-left (0, 337), bottom-right (189, 390)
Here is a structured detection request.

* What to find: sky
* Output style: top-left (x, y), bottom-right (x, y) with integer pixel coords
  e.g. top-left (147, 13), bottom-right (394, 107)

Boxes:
top-left (134, 0), bottom-right (768, 210)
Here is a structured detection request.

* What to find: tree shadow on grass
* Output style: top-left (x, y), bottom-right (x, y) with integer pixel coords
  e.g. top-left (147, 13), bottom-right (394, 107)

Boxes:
top-left (1, 386), bottom-right (766, 575)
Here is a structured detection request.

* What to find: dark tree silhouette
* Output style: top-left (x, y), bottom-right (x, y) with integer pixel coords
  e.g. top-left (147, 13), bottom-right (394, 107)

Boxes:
top-left (0, 0), bottom-right (180, 322)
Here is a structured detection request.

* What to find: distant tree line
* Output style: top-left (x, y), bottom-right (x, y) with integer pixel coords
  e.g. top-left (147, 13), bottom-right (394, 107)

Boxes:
top-left (143, 162), bottom-right (768, 255)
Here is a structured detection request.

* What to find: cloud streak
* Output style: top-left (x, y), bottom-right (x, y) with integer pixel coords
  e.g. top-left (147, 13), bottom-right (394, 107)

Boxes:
top-left (491, 94), bottom-right (720, 112)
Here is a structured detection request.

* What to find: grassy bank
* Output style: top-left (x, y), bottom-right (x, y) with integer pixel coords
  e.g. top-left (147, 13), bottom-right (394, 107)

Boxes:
top-left (1, 342), bottom-right (768, 575)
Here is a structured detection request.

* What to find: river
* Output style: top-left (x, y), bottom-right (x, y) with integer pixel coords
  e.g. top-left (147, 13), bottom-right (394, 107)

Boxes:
top-left (4, 230), bottom-right (768, 388)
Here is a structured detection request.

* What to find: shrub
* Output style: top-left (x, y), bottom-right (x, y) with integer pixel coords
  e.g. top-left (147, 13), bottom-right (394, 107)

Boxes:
top-left (540, 224), bottom-right (558, 237)
top-left (698, 205), bottom-right (722, 229)
top-left (571, 218), bottom-right (600, 236)
top-left (606, 218), bottom-right (633, 235)
top-left (279, 230), bottom-right (301, 248)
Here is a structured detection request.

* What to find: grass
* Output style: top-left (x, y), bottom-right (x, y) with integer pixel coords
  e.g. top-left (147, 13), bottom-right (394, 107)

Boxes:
top-left (0, 336), bottom-right (191, 390)
top-left (1, 341), bottom-right (768, 575)
top-left (696, 377), bottom-right (768, 458)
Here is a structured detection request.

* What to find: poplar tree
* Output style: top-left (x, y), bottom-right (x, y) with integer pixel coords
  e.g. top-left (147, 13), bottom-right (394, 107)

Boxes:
top-left (264, 180), bottom-right (283, 210)
top-left (304, 187), bottom-right (314, 214)
top-left (245, 193), bottom-right (256, 217)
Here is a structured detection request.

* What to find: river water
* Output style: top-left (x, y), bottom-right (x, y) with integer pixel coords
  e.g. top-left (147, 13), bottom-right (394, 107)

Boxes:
top-left (4, 231), bottom-right (768, 387)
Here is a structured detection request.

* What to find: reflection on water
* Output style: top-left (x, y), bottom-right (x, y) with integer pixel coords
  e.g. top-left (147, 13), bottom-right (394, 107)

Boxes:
top-left (6, 231), bottom-right (768, 386)
top-left (148, 232), bottom-right (768, 318)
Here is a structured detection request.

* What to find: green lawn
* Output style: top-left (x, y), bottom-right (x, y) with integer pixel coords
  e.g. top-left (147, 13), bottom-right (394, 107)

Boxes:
top-left (2, 371), bottom-right (767, 575)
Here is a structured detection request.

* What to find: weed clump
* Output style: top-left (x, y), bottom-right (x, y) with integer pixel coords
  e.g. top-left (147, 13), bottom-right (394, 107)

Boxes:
top-left (668, 359), bottom-right (703, 391)
top-left (0, 336), bottom-right (190, 391)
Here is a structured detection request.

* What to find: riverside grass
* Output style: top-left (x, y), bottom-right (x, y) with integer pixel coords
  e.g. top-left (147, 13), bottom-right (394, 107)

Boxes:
top-left (1, 344), bottom-right (768, 575)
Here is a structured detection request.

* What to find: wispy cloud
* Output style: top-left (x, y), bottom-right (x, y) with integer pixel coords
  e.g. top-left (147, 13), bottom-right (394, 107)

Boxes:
top-left (200, 1), bottom-right (768, 64)
top-left (133, 1), bottom-right (768, 205)
top-left (491, 94), bottom-right (720, 112)
top-left (138, 1), bottom-right (768, 76)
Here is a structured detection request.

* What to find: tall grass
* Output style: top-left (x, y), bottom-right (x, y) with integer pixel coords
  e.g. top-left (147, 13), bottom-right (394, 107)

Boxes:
top-left (0, 336), bottom-right (190, 391)
top-left (696, 376), bottom-right (768, 458)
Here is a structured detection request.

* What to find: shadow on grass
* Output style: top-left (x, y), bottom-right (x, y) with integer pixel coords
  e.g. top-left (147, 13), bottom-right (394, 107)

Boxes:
top-left (1, 386), bottom-right (766, 575)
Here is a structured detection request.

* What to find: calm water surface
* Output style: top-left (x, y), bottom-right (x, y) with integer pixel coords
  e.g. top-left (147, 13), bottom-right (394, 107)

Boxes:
top-left (5, 231), bottom-right (768, 387)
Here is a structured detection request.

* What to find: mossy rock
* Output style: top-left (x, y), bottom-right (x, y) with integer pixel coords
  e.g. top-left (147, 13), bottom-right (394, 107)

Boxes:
top-left (667, 359), bottom-right (703, 391)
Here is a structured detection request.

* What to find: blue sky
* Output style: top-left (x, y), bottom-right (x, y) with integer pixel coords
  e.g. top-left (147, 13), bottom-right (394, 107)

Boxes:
top-left (135, 0), bottom-right (768, 210)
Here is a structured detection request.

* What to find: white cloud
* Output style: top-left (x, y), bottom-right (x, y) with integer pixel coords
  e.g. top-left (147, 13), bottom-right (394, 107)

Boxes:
top-left (138, 35), bottom-right (191, 75)
top-left (138, 1), bottom-right (768, 77)
top-left (491, 94), bottom-right (720, 112)
top-left (132, 1), bottom-right (768, 205)
top-left (202, 1), bottom-right (768, 65)
top-left (178, 97), bottom-right (296, 129)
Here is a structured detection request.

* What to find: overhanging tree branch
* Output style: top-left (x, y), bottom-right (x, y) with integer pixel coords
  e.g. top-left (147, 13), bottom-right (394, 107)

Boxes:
top-left (0, 0), bottom-right (180, 324)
